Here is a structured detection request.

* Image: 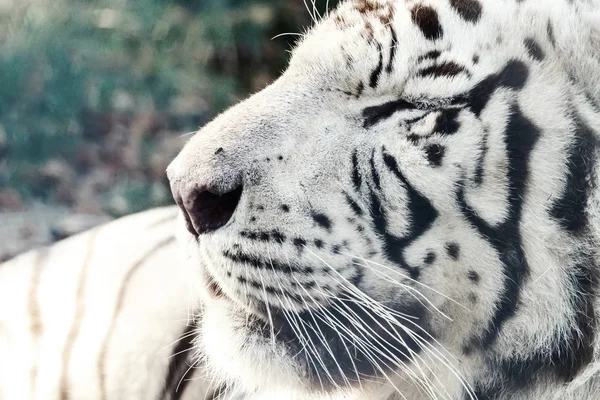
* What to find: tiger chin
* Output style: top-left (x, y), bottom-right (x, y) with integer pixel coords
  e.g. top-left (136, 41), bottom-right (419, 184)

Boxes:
top-left (167, 0), bottom-right (600, 399)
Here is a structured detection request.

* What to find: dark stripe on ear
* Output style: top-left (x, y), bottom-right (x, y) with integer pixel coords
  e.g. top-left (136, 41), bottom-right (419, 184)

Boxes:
top-left (160, 322), bottom-right (198, 400)
top-left (369, 42), bottom-right (384, 88)
top-left (458, 105), bottom-right (540, 348)
top-left (550, 115), bottom-right (598, 234)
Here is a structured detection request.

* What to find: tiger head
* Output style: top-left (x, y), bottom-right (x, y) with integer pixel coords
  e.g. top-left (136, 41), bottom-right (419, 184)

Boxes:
top-left (167, 0), bottom-right (600, 398)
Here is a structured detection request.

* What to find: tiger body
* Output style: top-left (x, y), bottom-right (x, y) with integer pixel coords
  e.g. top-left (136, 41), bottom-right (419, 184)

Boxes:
top-left (4, 0), bottom-right (600, 399)
top-left (0, 207), bottom-right (218, 400)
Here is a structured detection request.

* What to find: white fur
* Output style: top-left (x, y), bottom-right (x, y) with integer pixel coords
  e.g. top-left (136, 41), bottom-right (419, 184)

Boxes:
top-left (168, 0), bottom-right (600, 399)
top-left (3, 0), bottom-right (600, 399)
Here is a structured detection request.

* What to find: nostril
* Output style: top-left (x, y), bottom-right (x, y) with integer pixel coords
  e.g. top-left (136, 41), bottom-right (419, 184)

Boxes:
top-left (179, 185), bottom-right (243, 237)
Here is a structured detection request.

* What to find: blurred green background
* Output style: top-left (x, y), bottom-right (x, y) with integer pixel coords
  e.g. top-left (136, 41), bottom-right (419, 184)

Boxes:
top-left (0, 0), bottom-right (338, 260)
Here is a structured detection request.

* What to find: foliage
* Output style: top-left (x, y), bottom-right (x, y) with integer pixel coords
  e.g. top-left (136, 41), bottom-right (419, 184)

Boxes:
top-left (0, 0), bottom-right (336, 215)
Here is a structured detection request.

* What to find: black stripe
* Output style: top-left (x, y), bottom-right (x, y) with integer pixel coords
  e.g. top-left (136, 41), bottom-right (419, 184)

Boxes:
top-left (547, 20), bottom-right (556, 47)
top-left (240, 230), bottom-right (286, 243)
top-left (550, 115), bottom-right (598, 234)
top-left (344, 192), bottom-right (364, 217)
top-left (585, 91), bottom-right (600, 114)
top-left (223, 250), bottom-right (311, 274)
top-left (311, 212), bottom-right (333, 232)
top-left (524, 38), bottom-right (545, 61)
top-left (433, 108), bottom-right (461, 135)
top-left (473, 130), bottom-right (489, 186)
top-left (370, 150), bottom-right (381, 190)
top-left (369, 42), bottom-right (384, 88)
top-left (418, 62), bottom-right (471, 79)
top-left (361, 149), bottom-right (439, 280)
top-left (363, 99), bottom-right (418, 128)
top-left (382, 151), bottom-right (439, 243)
top-left (386, 26), bottom-right (398, 74)
top-left (351, 150), bottom-right (362, 191)
top-left (467, 60), bottom-right (529, 117)
top-left (450, 0), bottom-right (482, 23)
top-left (417, 50), bottom-right (442, 63)
top-left (411, 5), bottom-right (443, 41)
top-left (363, 60), bottom-right (527, 130)
top-left (472, 251), bottom-right (597, 398)
top-left (160, 322), bottom-right (196, 400)
top-left (459, 105), bottom-right (540, 348)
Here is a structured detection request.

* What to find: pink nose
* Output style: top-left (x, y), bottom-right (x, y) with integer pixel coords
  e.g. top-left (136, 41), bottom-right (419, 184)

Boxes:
top-left (170, 182), bottom-right (243, 237)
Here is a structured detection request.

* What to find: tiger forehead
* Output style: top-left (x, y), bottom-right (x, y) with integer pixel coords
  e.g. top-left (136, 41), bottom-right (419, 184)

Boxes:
top-left (334, 0), bottom-right (485, 31)
top-left (334, 0), bottom-right (395, 28)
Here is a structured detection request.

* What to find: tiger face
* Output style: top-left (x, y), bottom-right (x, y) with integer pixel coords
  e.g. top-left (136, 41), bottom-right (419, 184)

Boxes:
top-left (167, 0), bottom-right (600, 398)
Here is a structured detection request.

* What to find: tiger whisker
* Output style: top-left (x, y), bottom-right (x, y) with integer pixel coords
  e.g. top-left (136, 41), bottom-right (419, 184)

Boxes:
top-left (349, 258), bottom-right (455, 320)
top-left (177, 131), bottom-right (196, 139)
top-left (322, 301), bottom-right (424, 400)
top-left (280, 299), bottom-right (328, 392)
top-left (175, 356), bottom-right (199, 393)
top-left (291, 274), bottom-right (354, 388)
top-left (271, 32), bottom-right (304, 41)
top-left (263, 261), bottom-right (329, 392)
top-left (302, 0), bottom-right (318, 24)
top-left (343, 250), bottom-right (469, 311)
top-left (316, 300), bottom-right (426, 397)
top-left (335, 280), bottom-right (473, 399)
top-left (309, 248), bottom-right (474, 399)
top-left (256, 266), bottom-right (277, 350)
top-left (327, 298), bottom-right (445, 400)
top-left (162, 329), bottom-right (198, 352)
top-left (304, 250), bottom-right (442, 398)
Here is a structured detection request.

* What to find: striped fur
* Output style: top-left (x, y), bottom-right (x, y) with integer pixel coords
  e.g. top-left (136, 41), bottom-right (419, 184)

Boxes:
top-left (4, 1), bottom-right (600, 399)
top-left (0, 207), bottom-right (223, 400)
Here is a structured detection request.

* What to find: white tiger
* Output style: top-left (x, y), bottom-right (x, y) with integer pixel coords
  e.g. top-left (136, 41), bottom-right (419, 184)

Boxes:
top-left (0, 207), bottom-right (224, 400)
top-left (4, 0), bottom-right (600, 399)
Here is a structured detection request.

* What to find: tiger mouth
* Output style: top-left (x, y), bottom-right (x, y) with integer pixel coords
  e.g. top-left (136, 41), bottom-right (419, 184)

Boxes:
top-left (201, 266), bottom-right (233, 303)
top-left (206, 276), bottom-right (225, 299)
